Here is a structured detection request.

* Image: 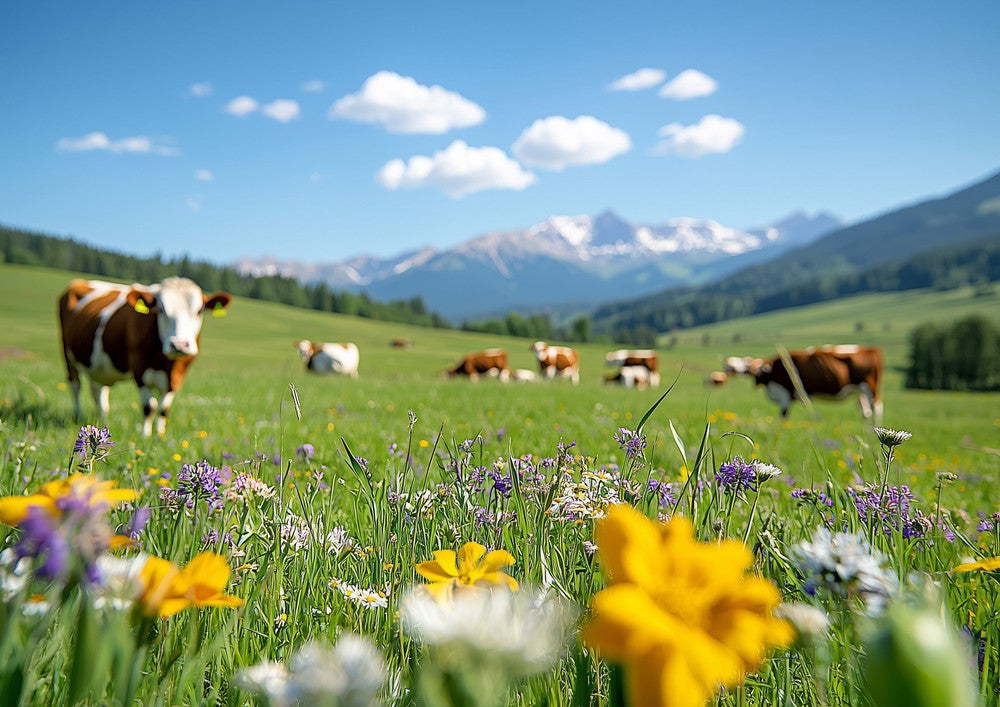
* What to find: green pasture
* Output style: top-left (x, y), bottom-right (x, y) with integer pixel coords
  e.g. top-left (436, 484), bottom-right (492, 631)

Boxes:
top-left (0, 262), bottom-right (997, 502)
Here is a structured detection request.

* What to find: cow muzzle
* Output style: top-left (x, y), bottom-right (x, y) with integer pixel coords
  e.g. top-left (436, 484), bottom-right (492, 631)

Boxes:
top-left (166, 338), bottom-right (197, 357)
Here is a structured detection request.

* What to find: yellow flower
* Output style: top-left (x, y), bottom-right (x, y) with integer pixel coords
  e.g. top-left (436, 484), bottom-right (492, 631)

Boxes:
top-left (139, 552), bottom-right (244, 618)
top-left (415, 541), bottom-right (518, 600)
top-left (953, 556), bottom-right (1000, 572)
top-left (0, 474), bottom-right (137, 526)
top-left (582, 505), bottom-right (792, 707)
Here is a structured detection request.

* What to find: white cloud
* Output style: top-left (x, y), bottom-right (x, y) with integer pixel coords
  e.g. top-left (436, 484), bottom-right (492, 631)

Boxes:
top-left (659, 69), bottom-right (718, 100)
top-left (262, 99), bottom-right (301, 122)
top-left (654, 114), bottom-right (745, 157)
top-left (512, 115), bottom-right (631, 171)
top-left (194, 169), bottom-right (213, 181)
top-left (608, 68), bottom-right (666, 91)
top-left (190, 82), bottom-right (213, 97)
top-left (302, 79), bottom-right (326, 93)
top-left (330, 70), bottom-right (486, 134)
top-left (309, 172), bottom-right (322, 182)
top-left (377, 140), bottom-right (536, 198)
top-left (225, 95), bottom-right (259, 117)
top-left (56, 132), bottom-right (178, 156)
top-left (185, 197), bottom-right (201, 212)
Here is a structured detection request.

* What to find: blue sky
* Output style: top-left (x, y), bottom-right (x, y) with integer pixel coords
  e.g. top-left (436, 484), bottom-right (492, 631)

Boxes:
top-left (2, 1), bottom-right (998, 264)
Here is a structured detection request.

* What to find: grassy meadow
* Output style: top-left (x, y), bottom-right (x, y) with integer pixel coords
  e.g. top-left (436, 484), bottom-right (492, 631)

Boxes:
top-left (0, 261), bottom-right (998, 706)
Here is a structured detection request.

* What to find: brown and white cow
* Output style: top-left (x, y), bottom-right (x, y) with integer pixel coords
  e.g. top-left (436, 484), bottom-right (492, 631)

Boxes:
top-left (752, 346), bottom-right (884, 421)
top-left (605, 349), bottom-right (660, 386)
top-left (446, 349), bottom-right (510, 382)
top-left (295, 340), bottom-right (360, 378)
top-left (531, 341), bottom-right (580, 385)
top-left (723, 356), bottom-right (765, 376)
top-left (59, 278), bottom-right (232, 436)
top-left (605, 365), bottom-right (653, 389)
top-left (706, 371), bottom-right (729, 387)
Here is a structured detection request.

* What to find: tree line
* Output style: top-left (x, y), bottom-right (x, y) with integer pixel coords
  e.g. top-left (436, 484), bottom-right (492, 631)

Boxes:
top-left (906, 314), bottom-right (999, 391)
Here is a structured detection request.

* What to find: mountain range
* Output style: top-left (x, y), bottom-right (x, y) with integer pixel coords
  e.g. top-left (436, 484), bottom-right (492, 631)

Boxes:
top-left (236, 210), bottom-right (842, 319)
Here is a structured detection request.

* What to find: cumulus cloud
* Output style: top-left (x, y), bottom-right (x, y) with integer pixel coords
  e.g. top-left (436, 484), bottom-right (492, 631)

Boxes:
top-left (195, 169), bottom-right (213, 181)
top-left (262, 99), bottom-right (301, 122)
top-left (190, 82), bottom-right (213, 97)
top-left (330, 70), bottom-right (486, 134)
top-left (608, 68), bottom-right (666, 91)
top-left (225, 95), bottom-right (259, 117)
top-left (654, 114), bottom-right (745, 157)
top-left (659, 69), bottom-right (718, 100)
top-left (377, 140), bottom-right (536, 198)
top-left (302, 79), bottom-right (326, 93)
top-left (56, 132), bottom-right (179, 156)
top-left (512, 115), bottom-right (631, 171)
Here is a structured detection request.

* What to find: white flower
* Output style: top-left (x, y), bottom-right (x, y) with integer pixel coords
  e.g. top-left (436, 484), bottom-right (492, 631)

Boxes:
top-left (775, 602), bottom-right (830, 641)
top-left (793, 527), bottom-right (898, 614)
top-left (325, 526), bottom-right (356, 554)
top-left (873, 427), bottom-right (913, 448)
top-left (92, 553), bottom-right (147, 610)
top-left (753, 461), bottom-right (783, 482)
top-left (353, 589), bottom-right (388, 610)
top-left (0, 548), bottom-right (31, 599)
top-left (234, 661), bottom-right (292, 706)
top-left (400, 586), bottom-right (577, 676)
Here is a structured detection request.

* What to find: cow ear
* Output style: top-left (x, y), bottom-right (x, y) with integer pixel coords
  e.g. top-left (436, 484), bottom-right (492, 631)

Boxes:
top-left (203, 292), bottom-right (233, 317)
top-left (126, 289), bottom-right (156, 314)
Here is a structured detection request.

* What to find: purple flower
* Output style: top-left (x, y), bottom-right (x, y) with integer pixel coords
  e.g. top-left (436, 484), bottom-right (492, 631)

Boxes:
top-left (716, 456), bottom-right (757, 492)
top-left (296, 443), bottom-right (315, 461)
top-left (73, 425), bottom-right (114, 464)
top-left (613, 428), bottom-right (646, 461)
top-left (177, 460), bottom-right (225, 510)
top-left (15, 507), bottom-right (68, 581)
top-left (647, 478), bottom-right (677, 509)
top-left (126, 506), bottom-right (152, 539)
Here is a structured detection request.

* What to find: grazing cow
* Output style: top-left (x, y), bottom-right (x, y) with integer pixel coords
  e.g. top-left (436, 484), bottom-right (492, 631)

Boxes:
top-left (512, 368), bottom-right (538, 383)
top-left (605, 349), bottom-right (660, 386)
top-left (752, 346), bottom-right (884, 420)
top-left (58, 277), bottom-right (232, 437)
top-left (447, 349), bottom-right (510, 382)
top-left (605, 365), bottom-right (652, 389)
top-left (391, 338), bottom-right (413, 349)
top-left (723, 356), bottom-right (765, 376)
top-left (295, 340), bottom-right (360, 378)
top-left (706, 371), bottom-right (728, 387)
top-left (531, 341), bottom-right (580, 385)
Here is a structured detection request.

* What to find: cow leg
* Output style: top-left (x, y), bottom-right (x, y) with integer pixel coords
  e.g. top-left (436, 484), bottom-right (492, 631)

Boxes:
top-left (649, 371), bottom-right (661, 387)
top-left (89, 381), bottom-right (111, 418)
top-left (157, 390), bottom-right (176, 436)
top-left (873, 399), bottom-right (884, 425)
top-left (766, 382), bottom-right (793, 418)
top-left (69, 377), bottom-right (82, 420)
top-left (139, 388), bottom-right (159, 437)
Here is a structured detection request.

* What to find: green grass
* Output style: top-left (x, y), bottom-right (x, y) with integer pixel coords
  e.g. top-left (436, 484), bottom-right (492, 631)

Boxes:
top-left (0, 262), bottom-right (998, 705)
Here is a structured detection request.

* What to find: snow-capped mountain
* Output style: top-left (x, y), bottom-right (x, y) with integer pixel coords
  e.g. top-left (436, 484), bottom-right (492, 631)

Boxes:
top-left (234, 210), bottom-right (841, 319)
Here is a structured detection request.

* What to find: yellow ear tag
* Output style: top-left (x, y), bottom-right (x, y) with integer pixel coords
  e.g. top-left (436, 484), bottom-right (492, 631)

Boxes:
top-left (212, 302), bottom-right (227, 318)
top-left (134, 300), bottom-right (150, 314)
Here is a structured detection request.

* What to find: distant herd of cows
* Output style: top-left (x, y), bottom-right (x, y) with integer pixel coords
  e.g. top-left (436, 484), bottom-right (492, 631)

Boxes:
top-left (56, 277), bottom-right (885, 436)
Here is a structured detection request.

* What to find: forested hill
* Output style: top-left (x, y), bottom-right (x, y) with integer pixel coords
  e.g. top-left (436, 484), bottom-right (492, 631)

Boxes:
top-left (588, 170), bottom-right (1000, 341)
top-left (0, 225), bottom-right (449, 329)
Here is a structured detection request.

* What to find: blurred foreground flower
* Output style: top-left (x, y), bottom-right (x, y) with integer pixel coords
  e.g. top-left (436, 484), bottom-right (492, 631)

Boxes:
top-left (583, 504), bottom-right (791, 707)
top-left (775, 602), bottom-right (829, 645)
top-left (402, 585), bottom-right (576, 707)
top-left (235, 634), bottom-right (387, 707)
top-left (863, 600), bottom-right (978, 707)
top-left (138, 552), bottom-right (243, 618)
top-left (952, 555), bottom-right (1000, 573)
top-left (0, 474), bottom-right (136, 526)
top-left (415, 541), bottom-right (517, 600)
top-left (792, 527), bottom-right (898, 614)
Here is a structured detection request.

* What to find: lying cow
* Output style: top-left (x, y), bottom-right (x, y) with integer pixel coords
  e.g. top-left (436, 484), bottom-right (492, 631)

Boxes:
top-left (447, 349), bottom-right (510, 382)
top-left (531, 341), bottom-right (580, 385)
top-left (511, 368), bottom-right (538, 383)
top-left (59, 277), bottom-right (232, 436)
top-left (605, 349), bottom-right (660, 386)
top-left (605, 365), bottom-right (652, 389)
top-left (295, 340), bottom-right (360, 378)
top-left (753, 346), bottom-right (884, 420)
top-left (706, 371), bottom-right (728, 387)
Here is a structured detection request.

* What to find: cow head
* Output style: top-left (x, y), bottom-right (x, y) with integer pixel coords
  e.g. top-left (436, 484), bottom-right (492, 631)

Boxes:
top-left (294, 339), bottom-right (319, 362)
top-left (604, 349), bottom-right (628, 366)
top-left (531, 341), bottom-right (547, 357)
top-left (752, 362), bottom-right (773, 387)
top-left (127, 277), bottom-right (232, 359)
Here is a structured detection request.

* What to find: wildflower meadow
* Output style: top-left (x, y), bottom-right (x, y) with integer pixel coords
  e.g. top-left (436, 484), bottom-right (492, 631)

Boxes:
top-left (1, 264), bottom-right (998, 706)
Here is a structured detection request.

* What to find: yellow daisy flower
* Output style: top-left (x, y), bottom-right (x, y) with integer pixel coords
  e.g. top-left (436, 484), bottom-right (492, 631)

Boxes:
top-left (582, 504), bottom-right (792, 707)
top-left (415, 541), bottom-right (518, 601)
top-left (139, 552), bottom-right (243, 618)
top-left (953, 556), bottom-right (1000, 573)
top-left (0, 474), bottom-right (136, 526)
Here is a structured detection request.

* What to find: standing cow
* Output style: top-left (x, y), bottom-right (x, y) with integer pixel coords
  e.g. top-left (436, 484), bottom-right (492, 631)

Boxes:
top-left (531, 341), bottom-right (580, 384)
top-left (605, 349), bottom-right (660, 386)
top-left (295, 340), bottom-right (360, 377)
top-left (59, 277), bottom-right (232, 436)
top-left (605, 365), bottom-right (653, 389)
top-left (752, 346), bottom-right (884, 420)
